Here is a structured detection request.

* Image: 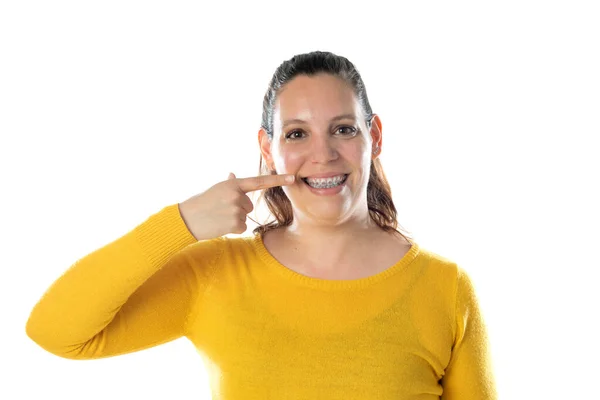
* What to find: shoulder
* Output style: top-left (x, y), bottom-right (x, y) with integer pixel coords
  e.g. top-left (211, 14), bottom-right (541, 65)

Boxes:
top-left (414, 245), bottom-right (482, 300)
top-left (182, 234), bottom-right (262, 263)
top-left (411, 244), bottom-right (463, 282)
top-left (177, 236), bottom-right (229, 266)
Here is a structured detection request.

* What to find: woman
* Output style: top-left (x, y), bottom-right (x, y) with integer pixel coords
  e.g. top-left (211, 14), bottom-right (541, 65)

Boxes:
top-left (26, 51), bottom-right (497, 399)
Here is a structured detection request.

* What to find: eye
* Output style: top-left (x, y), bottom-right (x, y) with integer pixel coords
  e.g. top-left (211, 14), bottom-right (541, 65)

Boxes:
top-left (285, 130), bottom-right (305, 140)
top-left (285, 126), bottom-right (357, 140)
top-left (337, 126), bottom-right (357, 135)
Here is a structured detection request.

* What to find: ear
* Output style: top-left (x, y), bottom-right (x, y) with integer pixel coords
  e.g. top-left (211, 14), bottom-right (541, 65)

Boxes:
top-left (258, 127), bottom-right (274, 169)
top-left (369, 114), bottom-right (383, 158)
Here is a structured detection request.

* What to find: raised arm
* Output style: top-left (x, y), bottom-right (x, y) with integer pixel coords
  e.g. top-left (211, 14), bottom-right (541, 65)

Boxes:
top-left (25, 203), bottom-right (221, 360)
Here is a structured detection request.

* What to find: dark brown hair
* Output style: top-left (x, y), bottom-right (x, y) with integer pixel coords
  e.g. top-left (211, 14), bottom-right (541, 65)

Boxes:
top-left (251, 51), bottom-right (412, 243)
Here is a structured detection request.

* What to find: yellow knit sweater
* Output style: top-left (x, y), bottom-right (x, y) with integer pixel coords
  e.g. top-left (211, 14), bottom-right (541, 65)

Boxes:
top-left (26, 204), bottom-right (497, 399)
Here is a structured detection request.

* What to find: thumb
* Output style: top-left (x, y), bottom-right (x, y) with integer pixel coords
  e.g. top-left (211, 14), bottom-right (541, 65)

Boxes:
top-left (228, 172), bottom-right (236, 180)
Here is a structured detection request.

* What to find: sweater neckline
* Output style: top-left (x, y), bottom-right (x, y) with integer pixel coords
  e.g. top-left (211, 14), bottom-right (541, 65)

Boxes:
top-left (251, 232), bottom-right (420, 291)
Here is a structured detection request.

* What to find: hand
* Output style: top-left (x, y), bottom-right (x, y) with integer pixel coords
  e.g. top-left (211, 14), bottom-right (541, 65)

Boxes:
top-left (178, 172), bottom-right (295, 241)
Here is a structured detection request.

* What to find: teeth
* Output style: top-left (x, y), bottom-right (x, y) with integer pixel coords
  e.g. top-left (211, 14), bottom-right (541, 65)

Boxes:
top-left (305, 174), bottom-right (346, 184)
top-left (305, 174), bottom-right (347, 188)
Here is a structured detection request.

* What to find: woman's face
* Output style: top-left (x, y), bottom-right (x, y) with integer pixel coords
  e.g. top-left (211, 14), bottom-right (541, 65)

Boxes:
top-left (259, 73), bottom-right (382, 223)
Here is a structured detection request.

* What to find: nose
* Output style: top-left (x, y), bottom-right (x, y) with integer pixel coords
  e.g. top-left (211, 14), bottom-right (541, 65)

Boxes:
top-left (308, 137), bottom-right (339, 163)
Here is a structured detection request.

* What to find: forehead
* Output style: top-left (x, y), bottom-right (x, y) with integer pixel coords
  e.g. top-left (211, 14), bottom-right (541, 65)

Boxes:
top-left (274, 74), bottom-right (361, 120)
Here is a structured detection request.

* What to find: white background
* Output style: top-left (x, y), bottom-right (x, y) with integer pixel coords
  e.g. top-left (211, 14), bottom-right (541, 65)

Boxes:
top-left (2, 1), bottom-right (598, 399)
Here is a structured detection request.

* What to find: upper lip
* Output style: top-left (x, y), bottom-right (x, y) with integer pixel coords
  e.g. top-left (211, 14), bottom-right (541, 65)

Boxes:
top-left (301, 172), bottom-right (349, 179)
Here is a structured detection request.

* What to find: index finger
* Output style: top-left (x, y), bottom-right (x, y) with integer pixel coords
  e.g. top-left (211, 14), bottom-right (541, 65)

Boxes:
top-left (236, 174), bottom-right (296, 193)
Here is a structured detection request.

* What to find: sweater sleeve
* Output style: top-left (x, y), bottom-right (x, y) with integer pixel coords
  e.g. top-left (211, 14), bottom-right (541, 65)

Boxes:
top-left (25, 203), bottom-right (220, 360)
top-left (441, 267), bottom-right (498, 400)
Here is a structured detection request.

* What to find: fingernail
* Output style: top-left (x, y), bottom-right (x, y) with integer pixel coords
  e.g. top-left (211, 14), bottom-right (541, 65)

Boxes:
top-left (286, 175), bottom-right (295, 183)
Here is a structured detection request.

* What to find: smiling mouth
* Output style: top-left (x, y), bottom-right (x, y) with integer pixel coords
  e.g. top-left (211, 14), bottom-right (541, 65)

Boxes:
top-left (301, 174), bottom-right (349, 187)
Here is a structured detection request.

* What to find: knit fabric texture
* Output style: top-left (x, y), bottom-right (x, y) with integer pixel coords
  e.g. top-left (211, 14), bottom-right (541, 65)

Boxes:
top-left (26, 204), bottom-right (497, 399)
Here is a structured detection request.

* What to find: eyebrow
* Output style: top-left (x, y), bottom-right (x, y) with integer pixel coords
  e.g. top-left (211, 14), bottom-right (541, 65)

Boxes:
top-left (281, 114), bottom-right (356, 130)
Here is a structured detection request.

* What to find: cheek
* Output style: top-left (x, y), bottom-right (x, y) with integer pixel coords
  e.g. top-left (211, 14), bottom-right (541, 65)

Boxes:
top-left (280, 153), bottom-right (303, 171)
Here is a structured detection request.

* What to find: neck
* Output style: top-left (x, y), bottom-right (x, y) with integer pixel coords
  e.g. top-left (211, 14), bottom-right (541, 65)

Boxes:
top-left (280, 215), bottom-right (381, 266)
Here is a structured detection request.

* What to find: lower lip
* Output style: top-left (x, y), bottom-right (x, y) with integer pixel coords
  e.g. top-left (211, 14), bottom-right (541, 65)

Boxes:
top-left (302, 175), bottom-right (349, 196)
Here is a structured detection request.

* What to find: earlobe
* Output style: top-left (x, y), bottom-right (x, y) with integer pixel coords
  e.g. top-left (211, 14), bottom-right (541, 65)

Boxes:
top-left (258, 127), bottom-right (274, 170)
top-left (369, 114), bottom-right (383, 150)
top-left (258, 128), bottom-right (268, 153)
